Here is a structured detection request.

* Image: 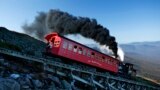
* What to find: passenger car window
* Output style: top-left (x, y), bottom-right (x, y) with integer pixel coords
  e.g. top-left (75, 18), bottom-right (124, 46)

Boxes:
top-left (95, 54), bottom-right (98, 60)
top-left (63, 41), bottom-right (68, 49)
top-left (109, 60), bottom-right (113, 65)
top-left (107, 58), bottom-right (111, 64)
top-left (91, 52), bottom-right (95, 58)
top-left (83, 49), bottom-right (86, 55)
top-left (102, 56), bottom-right (105, 62)
top-left (78, 47), bottom-right (82, 54)
top-left (73, 45), bottom-right (77, 52)
top-left (87, 51), bottom-right (91, 57)
top-left (105, 58), bottom-right (108, 63)
top-left (68, 43), bottom-right (73, 50)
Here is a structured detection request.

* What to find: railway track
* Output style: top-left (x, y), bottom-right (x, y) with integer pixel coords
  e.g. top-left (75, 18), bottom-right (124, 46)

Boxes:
top-left (0, 47), bottom-right (159, 90)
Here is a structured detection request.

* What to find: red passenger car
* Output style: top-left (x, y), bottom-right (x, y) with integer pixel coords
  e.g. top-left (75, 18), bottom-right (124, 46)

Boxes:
top-left (45, 32), bottom-right (120, 73)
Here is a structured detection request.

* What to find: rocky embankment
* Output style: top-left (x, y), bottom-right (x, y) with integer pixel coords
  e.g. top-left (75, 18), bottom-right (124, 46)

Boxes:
top-left (0, 55), bottom-right (75, 90)
top-left (0, 27), bottom-right (78, 90)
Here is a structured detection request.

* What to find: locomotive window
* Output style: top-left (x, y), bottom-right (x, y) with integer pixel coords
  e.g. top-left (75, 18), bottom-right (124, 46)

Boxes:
top-left (83, 49), bottom-right (86, 55)
top-left (87, 51), bottom-right (91, 57)
top-left (68, 43), bottom-right (73, 50)
top-left (73, 45), bottom-right (77, 52)
top-left (78, 47), bottom-right (82, 54)
top-left (63, 41), bottom-right (68, 49)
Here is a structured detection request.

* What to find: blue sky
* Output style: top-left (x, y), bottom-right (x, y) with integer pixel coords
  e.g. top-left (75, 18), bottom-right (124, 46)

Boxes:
top-left (0, 0), bottom-right (160, 44)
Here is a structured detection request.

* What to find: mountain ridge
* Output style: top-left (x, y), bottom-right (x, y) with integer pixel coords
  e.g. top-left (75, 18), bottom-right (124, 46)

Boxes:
top-left (120, 41), bottom-right (160, 82)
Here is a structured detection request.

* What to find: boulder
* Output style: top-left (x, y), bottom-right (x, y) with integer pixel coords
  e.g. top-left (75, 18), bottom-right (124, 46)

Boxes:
top-left (0, 78), bottom-right (20, 90)
top-left (61, 79), bottom-right (72, 90)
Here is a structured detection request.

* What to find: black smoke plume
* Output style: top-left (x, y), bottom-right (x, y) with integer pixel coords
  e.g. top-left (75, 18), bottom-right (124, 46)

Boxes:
top-left (22, 9), bottom-right (118, 57)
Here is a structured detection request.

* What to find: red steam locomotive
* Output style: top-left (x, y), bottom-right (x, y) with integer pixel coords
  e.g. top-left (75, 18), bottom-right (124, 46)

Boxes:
top-left (45, 32), bottom-right (136, 76)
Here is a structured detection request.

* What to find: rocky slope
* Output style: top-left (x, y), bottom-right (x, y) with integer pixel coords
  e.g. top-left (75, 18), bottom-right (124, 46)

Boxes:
top-left (0, 55), bottom-right (74, 90)
top-left (0, 27), bottom-right (46, 57)
top-left (0, 27), bottom-right (74, 90)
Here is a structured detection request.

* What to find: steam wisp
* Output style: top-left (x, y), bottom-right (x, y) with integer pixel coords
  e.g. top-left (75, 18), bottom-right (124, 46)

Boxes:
top-left (66, 34), bottom-right (124, 61)
top-left (22, 9), bottom-right (118, 57)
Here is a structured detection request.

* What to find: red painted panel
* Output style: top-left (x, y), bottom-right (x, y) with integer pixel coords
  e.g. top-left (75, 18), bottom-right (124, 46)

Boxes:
top-left (57, 37), bottom-right (119, 73)
top-left (46, 34), bottom-right (119, 73)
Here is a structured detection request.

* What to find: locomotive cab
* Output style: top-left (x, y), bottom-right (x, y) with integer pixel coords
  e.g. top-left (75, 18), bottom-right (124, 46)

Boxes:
top-left (118, 63), bottom-right (137, 77)
top-left (125, 63), bottom-right (133, 75)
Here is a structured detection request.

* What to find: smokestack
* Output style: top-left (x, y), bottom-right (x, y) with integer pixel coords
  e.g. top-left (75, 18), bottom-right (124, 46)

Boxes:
top-left (22, 9), bottom-right (118, 58)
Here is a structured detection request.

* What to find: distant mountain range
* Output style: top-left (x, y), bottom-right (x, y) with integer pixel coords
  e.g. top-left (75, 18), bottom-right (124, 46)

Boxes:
top-left (120, 41), bottom-right (160, 82)
top-left (121, 41), bottom-right (160, 62)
